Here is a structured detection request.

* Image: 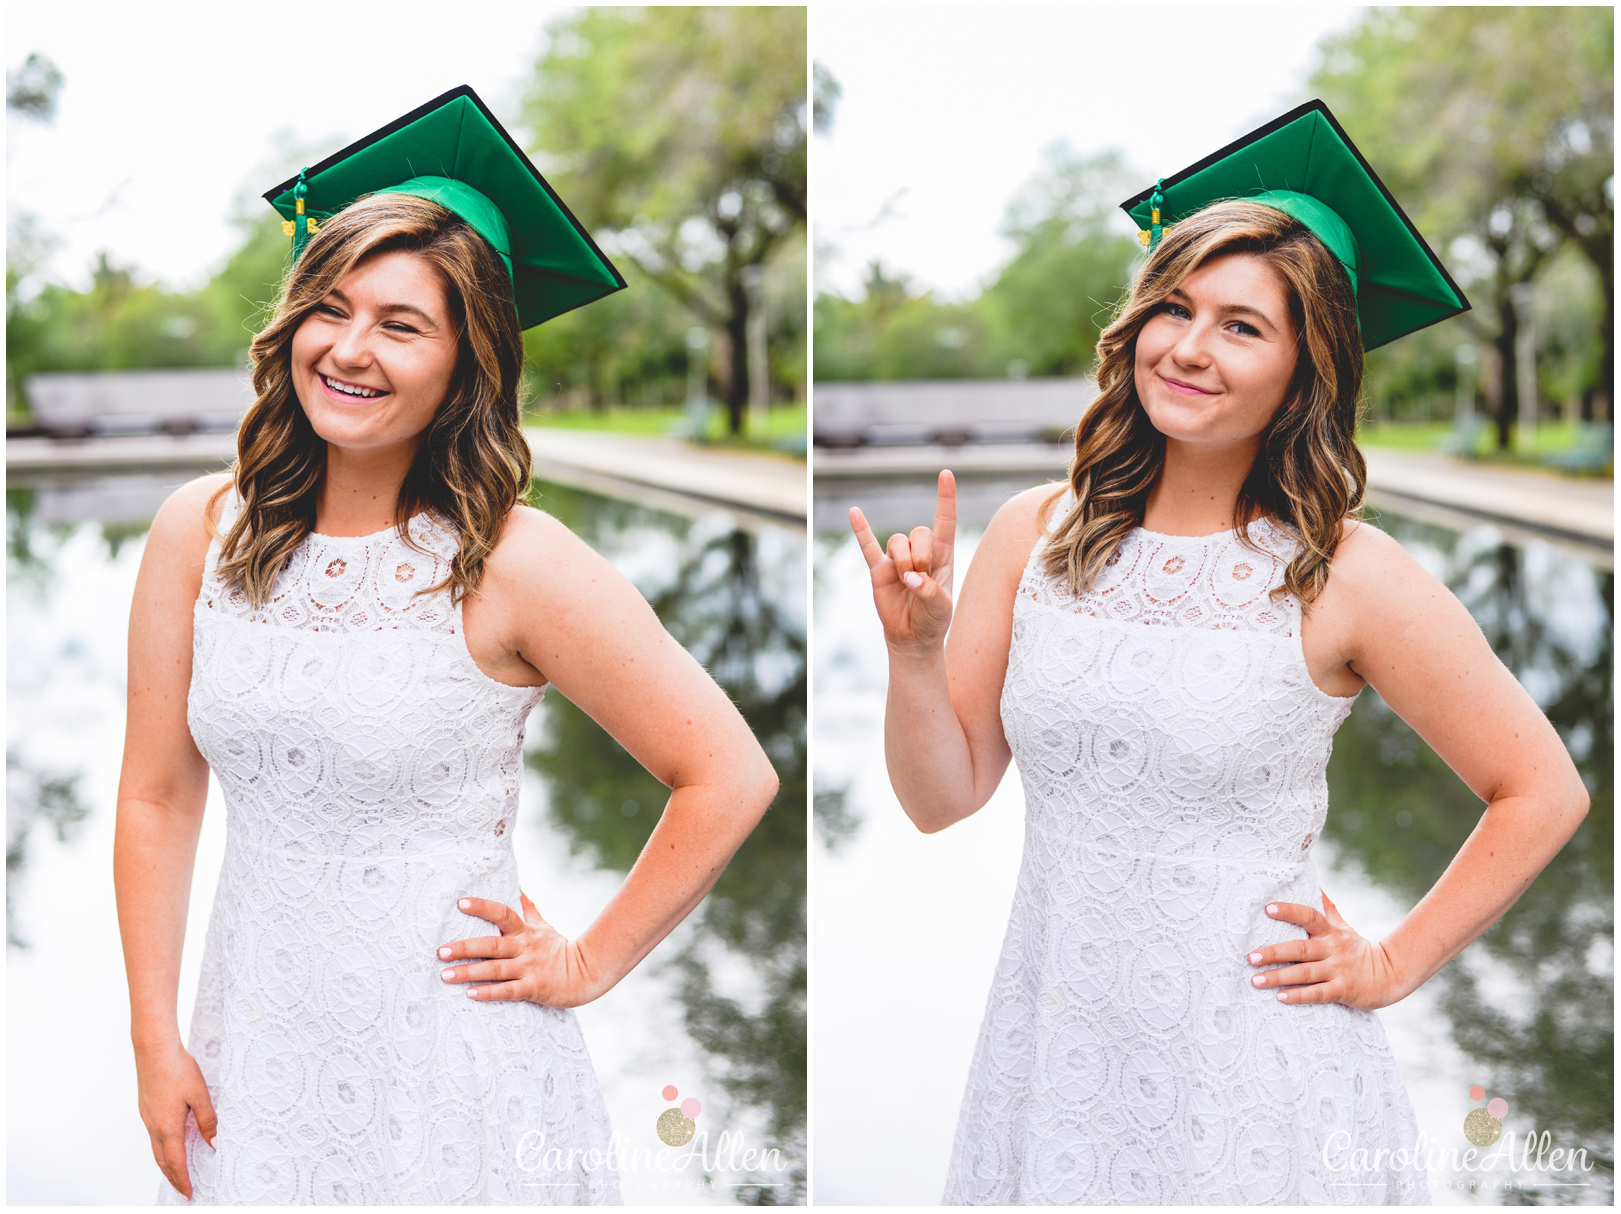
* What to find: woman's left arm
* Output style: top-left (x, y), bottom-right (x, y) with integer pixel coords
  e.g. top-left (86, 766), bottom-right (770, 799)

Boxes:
top-left (444, 507), bottom-right (779, 1007)
top-left (1251, 521), bottom-right (1589, 1010)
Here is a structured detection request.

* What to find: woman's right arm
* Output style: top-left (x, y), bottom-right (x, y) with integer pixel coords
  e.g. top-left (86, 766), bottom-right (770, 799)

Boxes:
top-left (849, 471), bottom-right (1053, 833)
top-left (113, 473), bottom-right (230, 1198)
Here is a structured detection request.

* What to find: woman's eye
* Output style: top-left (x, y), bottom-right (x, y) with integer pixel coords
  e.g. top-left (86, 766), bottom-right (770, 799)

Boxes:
top-left (315, 303), bottom-right (344, 318)
top-left (383, 322), bottom-right (420, 335)
top-left (1163, 301), bottom-right (1191, 319)
top-left (1229, 320), bottom-right (1261, 337)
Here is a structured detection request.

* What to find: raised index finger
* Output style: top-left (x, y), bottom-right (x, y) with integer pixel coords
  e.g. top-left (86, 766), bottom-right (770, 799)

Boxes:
top-left (932, 470), bottom-right (958, 565)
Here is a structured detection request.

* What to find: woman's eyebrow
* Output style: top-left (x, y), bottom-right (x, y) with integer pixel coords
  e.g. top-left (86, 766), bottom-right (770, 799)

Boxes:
top-left (321, 289), bottom-right (438, 325)
top-left (1219, 302), bottom-right (1283, 330)
top-left (1165, 288), bottom-right (1281, 330)
top-left (376, 303), bottom-right (439, 324)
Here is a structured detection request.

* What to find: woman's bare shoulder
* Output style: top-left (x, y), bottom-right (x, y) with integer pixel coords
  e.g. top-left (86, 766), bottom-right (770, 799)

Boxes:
top-left (1328, 515), bottom-right (1423, 582)
top-left (975, 481), bottom-right (1069, 567)
top-left (481, 503), bottom-right (612, 590)
top-left (988, 480), bottom-right (1068, 539)
top-left (1317, 515), bottom-right (1450, 630)
top-left (147, 473), bottom-right (234, 558)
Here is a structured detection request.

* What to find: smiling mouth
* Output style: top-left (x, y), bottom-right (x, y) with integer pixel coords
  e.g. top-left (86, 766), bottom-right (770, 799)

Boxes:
top-left (1160, 375), bottom-right (1216, 397)
top-left (319, 373), bottom-right (388, 399)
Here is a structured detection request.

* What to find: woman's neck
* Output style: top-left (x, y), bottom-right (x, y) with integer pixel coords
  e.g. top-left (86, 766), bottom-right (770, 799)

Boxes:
top-left (1141, 435), bottom-right (1261, 536)
top-left (314, 439), bottom-right (420, 537)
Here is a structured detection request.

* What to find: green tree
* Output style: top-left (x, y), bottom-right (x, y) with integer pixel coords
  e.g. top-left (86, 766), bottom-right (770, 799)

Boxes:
top-left (814, 263), bottom-right (992, 382)
top-left (1312, 7), bottom-right (1614, 447)
top-left (6, 51), bottom-right (62, 121)
top-left (523, 7), bottom-right (807, 433)
top-left (978, 144), bottom-right (1141, 378)
top-left (813, 145), bottom-right (1140, 384)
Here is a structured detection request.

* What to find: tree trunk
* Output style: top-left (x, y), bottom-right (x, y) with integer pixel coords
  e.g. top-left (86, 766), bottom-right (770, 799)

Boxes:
top-left (1596, 284), bottom-right (1614, 424)
top-left (1493, 292), bottom-right (1519, 451)
top-left (724, 275), bottom-right (749, 436)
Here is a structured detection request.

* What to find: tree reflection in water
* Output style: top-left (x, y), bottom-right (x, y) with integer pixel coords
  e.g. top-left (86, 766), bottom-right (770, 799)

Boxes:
top-left (1326, 515), bottom-right (1613, 1201)
top-left (523, 481), bottom-right (806, 1205)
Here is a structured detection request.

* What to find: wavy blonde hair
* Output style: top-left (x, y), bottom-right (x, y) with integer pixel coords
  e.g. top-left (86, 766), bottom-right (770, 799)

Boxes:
top-left (211, 192), bottom-right (531, 607)
top-left (1041, 199), bottom-right (1365, 608)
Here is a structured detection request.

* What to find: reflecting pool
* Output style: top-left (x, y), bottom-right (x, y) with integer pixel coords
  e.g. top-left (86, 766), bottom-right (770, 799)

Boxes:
top-left (811, 479), bottom-right (1611, 1206)
top-left (6, 471), bottom-right (806, 1205)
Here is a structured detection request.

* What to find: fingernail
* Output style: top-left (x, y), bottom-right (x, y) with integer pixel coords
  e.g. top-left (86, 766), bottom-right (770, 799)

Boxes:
top-left (1267, 904), bottom-right (1279, 914)
top-left (1248, 952), bottom-right (1263, 965)
top-left (1252, 975), bottom-right (1266, 987)
top-left (466, 987), bottom-right (479, 999)
top-left (438, 946), bottom-right (452, 960)
top-left (1277, 992), bottom-right (1288, 1002)
top-left (442, 968), bottom-right (456, 981)
top-left (458, 898), bottom-right (471, 910)
top-left (902, 571), bottom-right (922, 589)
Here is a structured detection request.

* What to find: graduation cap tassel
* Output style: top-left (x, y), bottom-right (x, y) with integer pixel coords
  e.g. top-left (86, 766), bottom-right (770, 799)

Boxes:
top-left (1147, 179), bottom-right (1166, 251)
top-left (290, 168), bottom-right (315, 262)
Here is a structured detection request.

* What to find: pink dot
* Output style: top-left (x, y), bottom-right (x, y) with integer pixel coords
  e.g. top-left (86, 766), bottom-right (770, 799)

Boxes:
top-left (681, 1098), bottom-right (701, 1119)
top-left (1487, 1098), bottom-right (1508, 1120)
top-left (662, 1085), bottom-right (678, 1101)
top-left (1468, 1085), bottom-right (1485, 1101)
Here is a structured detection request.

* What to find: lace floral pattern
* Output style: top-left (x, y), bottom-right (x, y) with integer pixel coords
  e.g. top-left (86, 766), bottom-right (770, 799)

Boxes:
top-left (160, 492), bottom-right (620, 1205)
top-left (941, 497), bottom-right (1429, 1205)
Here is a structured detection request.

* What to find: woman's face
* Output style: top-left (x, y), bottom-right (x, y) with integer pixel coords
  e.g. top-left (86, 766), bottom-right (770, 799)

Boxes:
top-left (1133, 251), bottom-right (1299, 452)
top-left (290, 248), bottom-right (460, 457)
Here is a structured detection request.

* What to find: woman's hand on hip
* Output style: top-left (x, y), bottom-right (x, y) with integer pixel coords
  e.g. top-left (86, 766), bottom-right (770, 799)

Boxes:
top-left (439, 892), bottom-right (602, 1009)
top-left (134, 1039), bottom-right (216, 1200)
top-left (849, 469), bottom-right (958, 655)
top-left (1245, 891), bottom-right (1405, 1011)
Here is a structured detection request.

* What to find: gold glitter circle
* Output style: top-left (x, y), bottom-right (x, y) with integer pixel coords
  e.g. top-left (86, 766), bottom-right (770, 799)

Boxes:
top-left (656, 1108), bottom-right (696, 1146)
top-left (1463, 1108), bottom-right (1503, 1146)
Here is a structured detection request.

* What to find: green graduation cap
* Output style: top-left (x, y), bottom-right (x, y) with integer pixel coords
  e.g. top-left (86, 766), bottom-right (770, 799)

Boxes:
top-left (1121, 100), bottom-right (1469, 350)
top-left (264, 85), bottom-right (625, 330)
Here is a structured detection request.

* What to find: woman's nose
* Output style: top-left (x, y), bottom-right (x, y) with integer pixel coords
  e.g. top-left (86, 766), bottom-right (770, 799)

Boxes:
top-left (328, 320), bottom-right (374, 368)
top-left (1170, 320), bottom-right (1214, 366)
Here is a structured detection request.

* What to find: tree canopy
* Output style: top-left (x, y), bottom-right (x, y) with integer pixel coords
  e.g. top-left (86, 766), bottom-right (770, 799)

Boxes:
top-left (1312, 6), bottom-right (1613, 443)
top-left (523, 7), bottom-right (807, 432)
top-left (815, 142), bottom-right (1140, 383)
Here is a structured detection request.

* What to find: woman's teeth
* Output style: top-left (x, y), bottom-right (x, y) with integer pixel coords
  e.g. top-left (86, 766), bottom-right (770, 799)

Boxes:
top-left (322, 374), bottom-right (383, 398)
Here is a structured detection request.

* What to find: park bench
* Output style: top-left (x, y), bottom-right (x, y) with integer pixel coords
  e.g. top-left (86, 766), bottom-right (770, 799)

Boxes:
top-left (1541, 422), bottom-right (1613, 475)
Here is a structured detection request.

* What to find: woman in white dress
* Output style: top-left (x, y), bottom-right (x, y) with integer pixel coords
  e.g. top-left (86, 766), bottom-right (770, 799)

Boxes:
top-left (848, 104), bottom-right (1589, 1203)
top-left (114, 89), bottom-right (779, 1204)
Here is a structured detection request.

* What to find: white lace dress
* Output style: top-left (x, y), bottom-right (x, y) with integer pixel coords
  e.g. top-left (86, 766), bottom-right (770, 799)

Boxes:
top-left (942, 505), bottom-right (1430, 1205)
top-left (159, 491), bottom-right (619, 1205)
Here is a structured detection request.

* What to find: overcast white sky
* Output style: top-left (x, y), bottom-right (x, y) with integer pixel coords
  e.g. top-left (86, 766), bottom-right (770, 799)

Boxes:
top-left (11, 5), bottom-right (1365, 302)
top-left (7, 5), bottom-right (577, 292)
top-left (814, 5), bottom-right (1363, 300)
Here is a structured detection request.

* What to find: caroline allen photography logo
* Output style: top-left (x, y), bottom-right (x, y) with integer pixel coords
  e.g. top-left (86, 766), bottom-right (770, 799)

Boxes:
top-left (1322, 1084), bottom-right (1596, 1192)
top-left (515, 1082), bottom-right (789, 1187)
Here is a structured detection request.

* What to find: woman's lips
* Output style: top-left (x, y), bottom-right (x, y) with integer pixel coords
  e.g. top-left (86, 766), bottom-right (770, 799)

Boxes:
top-left (317, 372), bottom-right (389, 402)
top-left (1160, 374), bottom-right (1216, 397)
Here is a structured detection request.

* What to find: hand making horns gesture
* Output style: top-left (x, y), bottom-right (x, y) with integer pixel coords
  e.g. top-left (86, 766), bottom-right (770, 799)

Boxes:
top-left (849, 469), bottom-right (958, 653)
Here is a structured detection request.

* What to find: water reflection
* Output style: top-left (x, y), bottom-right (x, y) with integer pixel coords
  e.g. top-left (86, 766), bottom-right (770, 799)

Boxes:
top-left (6, 749), bottom-right (91, 948)
top-left (520, 481), bottom-right (808, 1205)
top-left (1329, 513), bottom-right (1614, 1198)
top-left (6, 472), bottom-right (807, 1205)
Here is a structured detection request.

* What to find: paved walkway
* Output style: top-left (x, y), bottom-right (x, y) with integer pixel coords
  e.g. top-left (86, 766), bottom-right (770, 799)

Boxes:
top-left (1361, 448), bottom-right (1611, 548)
top-left (524, 428), bottom-right (806, 524)
top-left (6, 428), bottom-right (809, 526)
